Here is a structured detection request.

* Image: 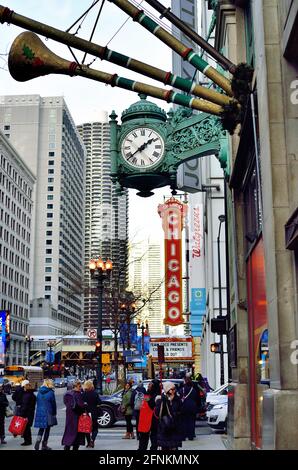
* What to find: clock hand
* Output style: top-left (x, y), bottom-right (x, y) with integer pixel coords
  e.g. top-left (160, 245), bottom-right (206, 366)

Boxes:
top-left (142, 138), bottom-right (154, 150)
top-left (129, 140), bottom-right (149, 158)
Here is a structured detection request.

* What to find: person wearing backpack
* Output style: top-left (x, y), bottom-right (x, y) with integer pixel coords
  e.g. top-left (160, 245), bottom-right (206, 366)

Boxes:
top-left (130, 381), bottom-right (146, 440)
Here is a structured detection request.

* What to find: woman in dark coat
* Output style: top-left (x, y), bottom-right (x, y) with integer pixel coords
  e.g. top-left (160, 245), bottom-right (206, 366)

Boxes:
top-left (180, 376), bottom-right (200, 440)
top-left (0, 385), bottom-right (9, 444)
top-left (12, 382), bottom-right (24, 415)
top-left (18, 380), bottom-right (37, 446)
top-left (155, 381), bottom-right (183, 450)
top-left (82, 379), bottom-right (102, 448)
top-left (34, 379), bottom-right (57, 450)
top-left (62, 380), bottom-right (85, 450)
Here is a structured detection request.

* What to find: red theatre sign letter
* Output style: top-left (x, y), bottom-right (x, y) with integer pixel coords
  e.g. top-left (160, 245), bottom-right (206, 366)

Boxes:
top-left (158, 197), bottom-right (187, 326)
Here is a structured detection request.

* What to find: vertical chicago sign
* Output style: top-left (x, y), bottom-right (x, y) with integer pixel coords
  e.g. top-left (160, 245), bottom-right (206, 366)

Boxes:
top-left (158, 198), bottom-right (187, 326)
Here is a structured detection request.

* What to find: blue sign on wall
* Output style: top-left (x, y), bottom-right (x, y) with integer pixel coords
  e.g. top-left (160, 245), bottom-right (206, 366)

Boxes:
top-left (120, 324), bottom-right (138, 348)
top-left (0, 311), bottom-right (7, 366)
top-left (190, 288), bottom-right (206, 337)
top-left (45, 350), bottom-right (55, 364)
top-left (190, 288), bottom-right (206, 311)
top-left (136, 334), bottom-right (150, 354)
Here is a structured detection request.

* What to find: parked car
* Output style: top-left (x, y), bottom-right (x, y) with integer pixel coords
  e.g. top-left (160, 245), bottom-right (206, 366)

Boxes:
top-left (207, 397), bottom-right (228, 431)
top-left (206, 383), bottom-right (229, 431)
top-left (97, 378), bottom-right (206, 428)
top-left (54, 377), bottom-right (66, 388)
top-left (66, 375), bottom-right (77, 390)
top-left (206, 383), bottom-right (229, 403)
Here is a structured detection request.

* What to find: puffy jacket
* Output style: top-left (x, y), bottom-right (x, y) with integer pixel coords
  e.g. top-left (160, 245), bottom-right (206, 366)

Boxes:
top-left (34, 386), bottom-right (57, 428)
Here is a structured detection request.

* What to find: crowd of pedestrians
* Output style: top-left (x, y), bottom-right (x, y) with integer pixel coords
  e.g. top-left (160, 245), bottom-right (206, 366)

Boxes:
top-left (0, 372), bottom-right (204, 451)
top-left (120, 373), bottom-right (203, 451)
top-left (0, 377), bottom-right (103, 450)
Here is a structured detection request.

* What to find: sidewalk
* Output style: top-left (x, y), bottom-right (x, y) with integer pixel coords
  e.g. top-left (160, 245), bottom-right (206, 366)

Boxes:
top-left (1, 430), bottom-right (226, 451)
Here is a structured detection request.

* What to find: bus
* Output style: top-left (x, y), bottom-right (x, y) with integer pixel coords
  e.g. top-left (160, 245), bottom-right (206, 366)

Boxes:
top-left (4, 365), bottom-right (44, 390)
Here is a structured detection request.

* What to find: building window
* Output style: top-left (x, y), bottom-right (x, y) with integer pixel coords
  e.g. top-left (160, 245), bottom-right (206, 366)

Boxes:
top-left (244, 1), bottom-right (255, 67)
top-left (45, 286), bottom-right (51, 291)
top-left (45, 267), bottom-right (52, 273)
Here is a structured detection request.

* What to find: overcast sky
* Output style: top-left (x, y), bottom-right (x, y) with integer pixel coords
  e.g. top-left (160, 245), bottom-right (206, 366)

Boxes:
top-left (0, 0), bottom-right (175, 241)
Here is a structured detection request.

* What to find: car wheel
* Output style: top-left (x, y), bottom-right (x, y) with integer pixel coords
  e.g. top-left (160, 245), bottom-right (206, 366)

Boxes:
top-left (97, 408), bottom-right (115, 428)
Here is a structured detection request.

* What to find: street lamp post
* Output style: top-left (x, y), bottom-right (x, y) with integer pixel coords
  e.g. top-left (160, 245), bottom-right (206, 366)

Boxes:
top-left (89, 258), bottom-right (113, 395)
top-left (25, 335), bottom-right (33, 365)
top-left (120, 298), bottom-right (136, 381)
top-left (137, 320), bottom-right (149, 379)
top-left (217, 214), bottom-right (226, 386)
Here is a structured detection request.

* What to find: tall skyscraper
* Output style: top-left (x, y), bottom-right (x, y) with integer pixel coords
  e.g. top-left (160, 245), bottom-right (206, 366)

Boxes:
top-left (0, 95), bottom-right (85, 336)
top-left (0, 130), bottom-right (35, 365)
top-left (128, 239), bottom-right (164, 334)
top-left (77, 112), bottom-right (129, 331)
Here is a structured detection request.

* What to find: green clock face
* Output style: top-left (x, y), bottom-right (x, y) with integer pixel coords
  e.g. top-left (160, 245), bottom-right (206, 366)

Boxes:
top-left (121, 127), bottom-right (165, 169)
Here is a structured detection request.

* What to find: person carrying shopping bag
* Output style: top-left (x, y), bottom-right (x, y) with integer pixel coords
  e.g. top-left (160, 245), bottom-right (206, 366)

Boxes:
top-left (62, 380), bottom-right (85, 450)
top-left (17, 380), bottom-right (36, 446)
top-left (82, 379), bottom-right (102, 448)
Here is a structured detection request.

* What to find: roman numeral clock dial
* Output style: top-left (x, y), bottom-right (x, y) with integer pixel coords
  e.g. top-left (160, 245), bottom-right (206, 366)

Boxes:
top-left (121, 127), bottom-right (165, 169)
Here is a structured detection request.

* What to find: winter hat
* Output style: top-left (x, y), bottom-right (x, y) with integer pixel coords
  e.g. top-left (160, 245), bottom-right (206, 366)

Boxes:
top-left (163, 381), bottom-right (175, 394)
top-left (21, 380), bottom-right (30, 387)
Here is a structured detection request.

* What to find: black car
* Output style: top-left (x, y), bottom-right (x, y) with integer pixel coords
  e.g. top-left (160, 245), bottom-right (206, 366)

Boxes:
top-left (97, 378), bottom-right (206, 428)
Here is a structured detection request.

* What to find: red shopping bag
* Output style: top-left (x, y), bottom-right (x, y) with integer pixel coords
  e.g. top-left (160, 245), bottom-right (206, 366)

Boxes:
top-left (138, 399), bottom-right (154, 433)
top-left (78, 413), bottom-right (92, 433)
top-left (8, 415), bottom-right (28, 435)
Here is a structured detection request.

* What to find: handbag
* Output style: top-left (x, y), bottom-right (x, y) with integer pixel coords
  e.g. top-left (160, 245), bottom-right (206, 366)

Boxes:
top-left (47, 412), bottom-right (57, 427)
top-left (159, 401), bottom-right (175, 434)
top-left (8, 415), bottom-right (28, 435)
top-left (42, 391), bottom-right (57, 426)
top-left (5, 405), bottom-right (14, 418)
top-left (78, 413), bottom-right (92, 433)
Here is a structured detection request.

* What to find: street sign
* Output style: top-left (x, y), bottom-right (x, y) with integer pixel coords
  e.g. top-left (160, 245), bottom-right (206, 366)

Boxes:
top-left (87, 329), bottom-right (97, 339)
top-left (102, 364), bottom-right (111, 374)
top-left (102, 353), bottom-right (110, 364)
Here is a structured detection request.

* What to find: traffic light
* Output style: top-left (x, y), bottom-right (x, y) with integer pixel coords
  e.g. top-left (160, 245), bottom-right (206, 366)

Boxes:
top-left (211, 317), bottom-right (228, 334)
top-left (210, 343), bottom-right (221, 353)
top-left (94, 341), bottom-right (101, 357)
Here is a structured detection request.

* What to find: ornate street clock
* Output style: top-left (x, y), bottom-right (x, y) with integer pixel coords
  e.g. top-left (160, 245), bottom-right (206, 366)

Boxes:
top-left (120, 127), bottom-right (165, 169)
top-left (110, 94), bottom-right (172, 197)
top-left (110, 94), bottom-right (228, 197)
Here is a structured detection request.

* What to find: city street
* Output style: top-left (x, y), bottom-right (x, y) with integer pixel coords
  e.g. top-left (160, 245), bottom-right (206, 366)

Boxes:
top-left (2, 389), bottom-right (226, 451)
